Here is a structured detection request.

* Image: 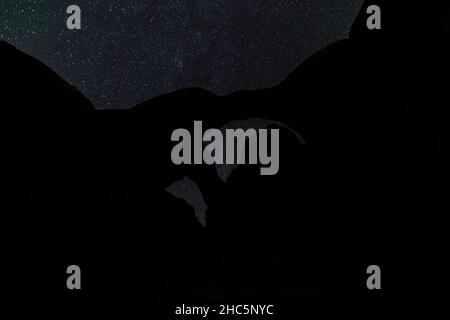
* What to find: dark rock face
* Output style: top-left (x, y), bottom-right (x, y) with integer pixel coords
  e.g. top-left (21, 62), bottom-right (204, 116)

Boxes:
top-left (1, 1), bottom-right (450, 299)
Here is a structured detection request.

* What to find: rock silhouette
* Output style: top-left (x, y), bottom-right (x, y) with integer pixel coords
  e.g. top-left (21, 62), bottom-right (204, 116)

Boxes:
top-left (1, 1), bottom-right (450, 299)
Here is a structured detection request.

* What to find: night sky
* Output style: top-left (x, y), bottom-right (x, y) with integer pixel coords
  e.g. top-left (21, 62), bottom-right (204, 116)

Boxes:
top-left (1, 1), bottom-right (364, 108)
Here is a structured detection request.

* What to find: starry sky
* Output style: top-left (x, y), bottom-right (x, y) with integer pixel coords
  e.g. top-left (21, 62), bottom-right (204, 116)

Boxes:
top-left (1, 1), bottom-right (364, 108)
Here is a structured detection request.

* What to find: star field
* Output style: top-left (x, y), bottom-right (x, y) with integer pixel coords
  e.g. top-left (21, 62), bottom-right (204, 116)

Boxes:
top-left (1, 1), bottom-right (364, 108)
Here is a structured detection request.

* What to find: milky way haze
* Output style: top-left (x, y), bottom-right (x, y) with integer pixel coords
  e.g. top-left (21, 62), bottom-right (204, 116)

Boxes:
top-left (1, 1), bottom-right (364, 108)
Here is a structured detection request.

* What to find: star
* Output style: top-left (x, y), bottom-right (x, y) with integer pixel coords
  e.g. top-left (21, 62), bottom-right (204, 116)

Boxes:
top-left (0, 0), bottom-right (364, 108)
